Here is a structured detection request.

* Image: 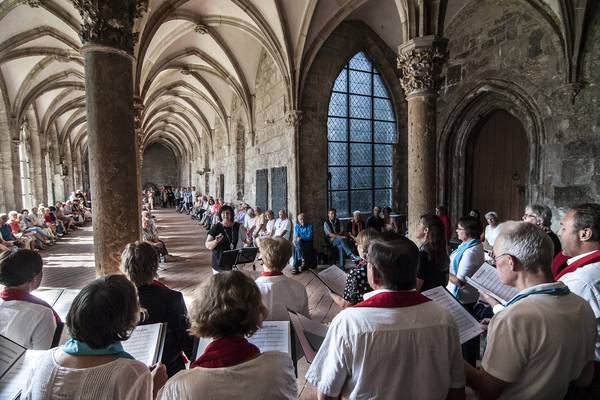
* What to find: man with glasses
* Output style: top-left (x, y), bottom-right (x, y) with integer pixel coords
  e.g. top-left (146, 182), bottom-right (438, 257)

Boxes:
top-left (466, 221), bottom-right (596, 399)
top-left (557, 203), bottom-right (600, 396)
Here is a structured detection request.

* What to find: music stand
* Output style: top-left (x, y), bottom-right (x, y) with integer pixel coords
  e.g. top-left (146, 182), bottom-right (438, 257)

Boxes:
top-left (217, 247), bottom-right (259, 271)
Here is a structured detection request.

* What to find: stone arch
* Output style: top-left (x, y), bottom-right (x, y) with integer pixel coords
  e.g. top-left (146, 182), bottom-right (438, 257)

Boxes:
top-left (439, 79), bottom-right (546, 223)
top-left (299, 20), bottom-right (407, 235)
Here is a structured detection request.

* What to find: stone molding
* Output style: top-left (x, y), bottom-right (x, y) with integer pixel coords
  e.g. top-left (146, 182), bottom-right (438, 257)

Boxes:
top-left (397, 36), bottom-right (448, 98)
top-left (285, 110), bottom-right (302, 127)
top-left (72, 0), bottom-right (149, 54)
top-left (80, 44), bottom-right (135, 61)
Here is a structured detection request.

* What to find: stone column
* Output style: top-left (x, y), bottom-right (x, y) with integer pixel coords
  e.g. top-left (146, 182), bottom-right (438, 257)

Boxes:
top-left (397, 36), bottom-right (447, 240)
top-left (134, 96), bottom-right (144, 199)
top-left (286, 109), bottom-right (302, 218)
top-left (10, 136), bottom-right (23, 210)
top-left (73, 0), bottom-right (147, 275)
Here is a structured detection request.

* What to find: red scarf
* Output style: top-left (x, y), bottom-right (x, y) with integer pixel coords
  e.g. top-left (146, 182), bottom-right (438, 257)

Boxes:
top-left (555, 250), bottom-right (600, 280)
top-left (260, 271), bottom-right (283, 277)
top-left (551, 252), bottom-right (570, 279)
top-left (353, 291), bottom-right (431, 308)
top-left (0, 288), bottom-right (62, 324)
top-left (191, 336), bottom-right (260, 368)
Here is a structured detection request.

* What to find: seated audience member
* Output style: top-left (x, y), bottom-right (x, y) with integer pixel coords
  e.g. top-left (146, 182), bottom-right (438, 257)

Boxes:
top-left (254, 210), bottom-right (275, 247)
top-left (256, 238), bottom-right (309, 320)
top-left (0, 213), bottom-right (34, 250)
top-left (21, 209), bottom-right (54, 242)
top-left (415, 214), bottom-right (450, 291)
top-left (365, 206), bottom-right (384, 232)
top-left (331, 229), bottom-right (380, 308)
top-left (436, 205), bottom-right (452, 242)
top-left (346, 210), bottom-right (365, 244)
top-left (274, 209), bottom-right (292, 241)
top-left (306, 233), bottom-right (465, 399)
top-left (121, 241), bottom-right (194, 377)
top-left (158, 271), bottom-right (297, 399)
top-left (243, 208), bottom-right (257, 245)
top-left (142, 217), bottom-right (169, 262)
top-left (556, 203), bottom-right (600, 395)
top-left (447, 216), bottom-right (484, 366)
top-left (0, 249), bottom-right (60, 349)
top-left (382, 206), bottom-right (400, 233)
top-left (484, 211), bottom-right (501, 248)
top-left (292, 213), bottom-right (316, 273)
top-left (205, 205), bottom-right (246, 273)
top-left (466, 221), bottom-right (596, 399)
top-left (324, 208), bottom-right (360, 269)
top-left (22, 275), bottom-right (167, 399)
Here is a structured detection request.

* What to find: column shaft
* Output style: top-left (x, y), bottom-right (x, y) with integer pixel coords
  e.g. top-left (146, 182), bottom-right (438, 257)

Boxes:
top-left (85, 50), bottom-right (140, 275)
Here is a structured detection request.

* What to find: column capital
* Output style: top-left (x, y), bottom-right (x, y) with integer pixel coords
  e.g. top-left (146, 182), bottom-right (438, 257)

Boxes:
top-left (72, 0), bottom-right (149, 54)
top-left (285, 110), bottom-right (302, 127)
top-left (397, 36), bottom-right (448, 98)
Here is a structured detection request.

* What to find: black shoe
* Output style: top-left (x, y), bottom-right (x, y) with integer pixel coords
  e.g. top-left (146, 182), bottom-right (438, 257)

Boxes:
top-left (291, 269), bottom-right (301, 275)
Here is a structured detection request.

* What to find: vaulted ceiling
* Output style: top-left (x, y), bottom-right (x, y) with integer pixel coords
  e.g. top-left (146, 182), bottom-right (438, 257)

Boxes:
top-left (0, 0), bottom-right (592, 163)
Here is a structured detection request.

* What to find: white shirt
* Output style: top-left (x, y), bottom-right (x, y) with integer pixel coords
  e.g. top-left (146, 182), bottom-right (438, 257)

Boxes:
top-left (484, 224), bottom-right (501, 246)
top-left (22, 349), bottom-right (152, 400)
top-left (305, 290), bottom-right (465, 399)
top-left (0, 299), bottom-right (56, 350)
top-left (274, 218), bottom-right (292, 240)
top-left (482, 282), bottom-right (596, 399)
top-left (244, 216), bottom-right (257, 232)
top-left (559, 254), bottom-right (600, 361)
top-left (447, 243), bottom-right (484, 304)
top-left (157, 352), bottom-right (297, 400)
top-left (255, 275), bottom-right (309, 321)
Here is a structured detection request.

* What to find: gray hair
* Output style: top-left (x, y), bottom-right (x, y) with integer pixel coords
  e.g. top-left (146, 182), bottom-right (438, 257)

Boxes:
top-left (485, 211), bottom-right (498, 219)
top-left (540, 206), bottom-right (553, 228)
top-left (495, 221), bottom-right (553, 274)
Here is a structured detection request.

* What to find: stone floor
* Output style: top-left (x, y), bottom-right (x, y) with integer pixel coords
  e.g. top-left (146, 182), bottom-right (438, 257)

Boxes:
top-left (38, 208), bottom-right (339, 399)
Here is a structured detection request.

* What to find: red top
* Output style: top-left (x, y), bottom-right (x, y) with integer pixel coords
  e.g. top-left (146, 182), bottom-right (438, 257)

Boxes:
top-left (439, 215), bottom-right (451, 240)
top-left (9, 220), bottom-right (20, 234)
top-left (260, 271), bottom-right (283, 277)
top-left (191, 336), bottom-right (260, 368)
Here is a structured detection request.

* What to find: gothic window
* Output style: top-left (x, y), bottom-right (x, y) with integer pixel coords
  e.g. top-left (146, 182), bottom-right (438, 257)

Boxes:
top-left (327, 52), bottom-right (396, 217)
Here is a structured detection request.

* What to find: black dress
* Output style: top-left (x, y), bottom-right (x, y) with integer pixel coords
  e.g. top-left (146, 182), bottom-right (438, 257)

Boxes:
top-left (416, 246), bottom-right (449, 292)
top-left (137, 284), bottom-right (194, 377)
top-left (343, 259), bottom-right (372, 304)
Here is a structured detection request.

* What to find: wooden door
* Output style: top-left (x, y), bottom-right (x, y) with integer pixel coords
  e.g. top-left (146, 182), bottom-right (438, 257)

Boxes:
top-left (468, 110), bottom-right (528, 221)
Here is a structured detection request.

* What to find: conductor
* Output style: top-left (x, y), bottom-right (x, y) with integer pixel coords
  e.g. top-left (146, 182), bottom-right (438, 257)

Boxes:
top-left (205, 205), bottom-right (246, 273)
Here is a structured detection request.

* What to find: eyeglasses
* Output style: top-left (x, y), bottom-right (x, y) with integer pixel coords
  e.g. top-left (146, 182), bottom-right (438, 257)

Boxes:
top-left (489, 252), bottom-right (511, 267)
top-left (522, 213), bottom-right (538, 219)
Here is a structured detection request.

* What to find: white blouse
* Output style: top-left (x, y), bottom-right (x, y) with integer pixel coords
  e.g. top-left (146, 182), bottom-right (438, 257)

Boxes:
top-left (0, 300), bottom-right (56, 350)
top-left (21, 349), bottom-right (152, 400)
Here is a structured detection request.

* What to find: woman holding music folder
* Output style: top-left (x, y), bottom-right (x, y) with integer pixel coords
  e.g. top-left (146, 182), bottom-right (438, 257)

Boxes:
top-left (22, 275), bottom-right (167, 400)
top-left (121, 241), bottom-right (194, 377)
top-left (158, 270), bottom-right (297, 399)
top-left (331, 229), bottom-right (380, 308)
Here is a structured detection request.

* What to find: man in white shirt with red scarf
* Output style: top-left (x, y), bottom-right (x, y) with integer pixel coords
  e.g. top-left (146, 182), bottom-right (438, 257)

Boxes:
top-left (557, 203), bottom-right (600, 396)
top-left (306, 232), bottom-right (465, 400)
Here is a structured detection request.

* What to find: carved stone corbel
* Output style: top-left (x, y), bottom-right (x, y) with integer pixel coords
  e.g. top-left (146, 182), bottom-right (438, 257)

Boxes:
top-left (285, 110), bottom-right (302, 127)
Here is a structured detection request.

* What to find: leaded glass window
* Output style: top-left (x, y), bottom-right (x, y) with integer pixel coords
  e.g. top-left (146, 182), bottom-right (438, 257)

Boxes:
top-left (327, 52), bottom-right (397, 217)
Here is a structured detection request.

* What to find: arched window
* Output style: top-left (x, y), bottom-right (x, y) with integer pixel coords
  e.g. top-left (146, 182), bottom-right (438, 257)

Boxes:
top-left (327, 52), bottom-right (396, 217)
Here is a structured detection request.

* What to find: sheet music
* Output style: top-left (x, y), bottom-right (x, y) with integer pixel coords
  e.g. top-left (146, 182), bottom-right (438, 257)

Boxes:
top-left (31, 288), bottom-right (64, 307)
top-left (0, 336), bottom-right (25, 380)
top-left (317, 266), bottom-right (348, 295)
top-left (467, 263), bottom-right (518, 305)
top-left (122, 324), bottom-right (163, 366)
top-left (53, 289), bottom-right (81, 321)
top-left (247, 321), bottom-right (290, 355)
top-left (0, 350), bottom-right (45, 400)
top-left (422, 286), bottom-right (482, 344)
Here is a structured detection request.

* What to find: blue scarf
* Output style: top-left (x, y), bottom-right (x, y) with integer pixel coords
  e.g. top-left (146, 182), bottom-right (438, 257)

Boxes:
top-left (62, 338), bottom-right (134, 359)
top-left (505, 285), bottom-right (570, 307)
top-left (450, 239), bottom-right (480, 296)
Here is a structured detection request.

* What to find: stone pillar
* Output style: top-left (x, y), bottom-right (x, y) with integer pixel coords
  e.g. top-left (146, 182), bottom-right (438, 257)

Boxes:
top-left (134, 95), bottom-right (144, 198)
top-left (286, 109), bottom-right (302, 218)
top-left (397, 36), bottom-right (447, 240)
top-left (10, 136), bottom-right (23, 210)
top-left (74, 0), bottom-right (147, 276)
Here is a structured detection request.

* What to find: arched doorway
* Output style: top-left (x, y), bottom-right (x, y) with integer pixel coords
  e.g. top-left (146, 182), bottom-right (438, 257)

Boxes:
top-left (466, 110), bottom-right (528, 221)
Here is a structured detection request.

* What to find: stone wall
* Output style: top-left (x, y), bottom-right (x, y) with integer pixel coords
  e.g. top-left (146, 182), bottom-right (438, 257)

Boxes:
top-left (438, 0), bottom-right (600, 228)
top-left (141, 143), bottom-right (180, 187)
